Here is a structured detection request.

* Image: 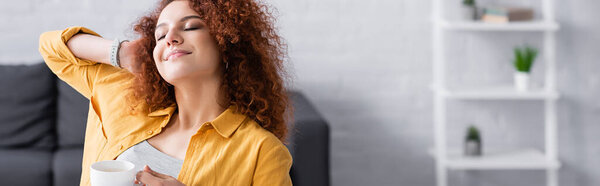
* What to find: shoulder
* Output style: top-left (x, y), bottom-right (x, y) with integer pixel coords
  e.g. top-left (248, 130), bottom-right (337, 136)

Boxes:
top-left (238, 119), bottom-right (283, 143)
top-left (235, 119), bottom-right (290, 155)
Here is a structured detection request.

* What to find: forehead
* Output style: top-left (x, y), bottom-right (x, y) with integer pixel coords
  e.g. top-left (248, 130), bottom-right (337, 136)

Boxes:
top-left (157, 0), bottom-right (199, 24)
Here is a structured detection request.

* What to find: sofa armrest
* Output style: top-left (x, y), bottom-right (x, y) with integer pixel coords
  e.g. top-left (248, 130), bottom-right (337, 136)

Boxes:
top-left (287, 91), bottom-right (330, 186)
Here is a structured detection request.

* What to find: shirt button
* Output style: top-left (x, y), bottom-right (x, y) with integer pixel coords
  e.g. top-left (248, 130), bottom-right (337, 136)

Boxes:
top-left (147, 130), bottom-right (153, 135)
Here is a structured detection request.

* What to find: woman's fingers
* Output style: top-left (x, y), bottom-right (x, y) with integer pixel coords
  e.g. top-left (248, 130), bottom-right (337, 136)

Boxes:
top-left (143, 165), bottom-right (170, 179)
top-left (136, 170), bottom-right (164, 186)
top-left (135, 165), bottom-right (187, 186)
top-left (135, 165), bottom-right (182, 186)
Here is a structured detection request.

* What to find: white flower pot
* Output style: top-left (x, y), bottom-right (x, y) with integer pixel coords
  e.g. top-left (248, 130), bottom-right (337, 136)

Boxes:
top-left (514, 72), bottom-right (530, 91)
top-left (458, 5), bottom-right (476, 21)
top-left (464, 140), bottom-right (482, 156)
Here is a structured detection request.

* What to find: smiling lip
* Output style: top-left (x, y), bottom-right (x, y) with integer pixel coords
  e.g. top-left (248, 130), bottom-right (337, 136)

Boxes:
top-left (165, 49), bottom-right (192, 61)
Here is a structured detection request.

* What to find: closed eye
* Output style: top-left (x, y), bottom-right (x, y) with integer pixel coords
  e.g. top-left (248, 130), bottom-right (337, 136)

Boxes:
top-left (156, 27), bottom-right (198, 41)
top-left (184, 27), bottom-right (199, 31)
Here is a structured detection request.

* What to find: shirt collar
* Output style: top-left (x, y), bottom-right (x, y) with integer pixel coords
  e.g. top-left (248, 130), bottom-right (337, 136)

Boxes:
top-left (148, 105), bottom-right (247, 138)
top-left (210, 106), bottom-right (248, 138)
top-left (147, 105), bottom-right (177, 117)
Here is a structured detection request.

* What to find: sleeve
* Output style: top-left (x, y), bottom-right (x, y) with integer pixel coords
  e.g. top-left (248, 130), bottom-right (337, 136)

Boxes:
top-left (38, 26), bottom-right (117, 99)
top-left (252, 137), bottom-right (293, 186)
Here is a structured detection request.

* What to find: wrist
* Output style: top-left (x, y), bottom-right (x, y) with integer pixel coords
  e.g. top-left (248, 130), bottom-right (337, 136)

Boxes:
top-left (117, 41), bottom-right (129, 67)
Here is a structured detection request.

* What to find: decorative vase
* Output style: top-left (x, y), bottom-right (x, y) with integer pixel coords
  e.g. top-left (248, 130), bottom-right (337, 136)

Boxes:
top-left (464, 140), bottom-right (482, 156)
top-left (458, 5), bottom-right (476, 21)
top-left (464, 126), bottom-right (482, 156)
top-left (514, 71), bottom-right (530, 91)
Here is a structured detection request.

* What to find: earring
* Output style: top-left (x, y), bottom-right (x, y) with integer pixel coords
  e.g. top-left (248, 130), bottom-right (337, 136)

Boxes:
top-left (225, 62), bottom-right (229, 70)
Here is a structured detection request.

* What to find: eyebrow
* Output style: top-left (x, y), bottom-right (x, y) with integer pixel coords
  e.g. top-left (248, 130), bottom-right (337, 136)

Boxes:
top-left (155, 15), bottom-right (202, 30)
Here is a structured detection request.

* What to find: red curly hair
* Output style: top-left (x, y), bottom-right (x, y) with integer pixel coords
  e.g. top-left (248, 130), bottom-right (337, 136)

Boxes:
top-left (130, 0), bottom-right (291, 141)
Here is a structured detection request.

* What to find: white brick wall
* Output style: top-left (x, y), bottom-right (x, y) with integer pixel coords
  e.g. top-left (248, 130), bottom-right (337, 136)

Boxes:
top-left (274, 0), bottom-right (600, 185)
top-left (0, 0), bottom-right (155, 63)
top-left (2, 0), bottom-right (600, 185)
top-left (273, 0), bottom-right (436, 185)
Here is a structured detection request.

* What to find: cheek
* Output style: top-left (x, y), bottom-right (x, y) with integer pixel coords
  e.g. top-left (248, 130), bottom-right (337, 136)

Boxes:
top-left (198, 36), bottom-right (222, 64)
top-left (152, 46), bottom-right (166, 75)
top-left (152, 46), bottom-right (165, 69)
top-left (152, 46), bottom-right (161, 63)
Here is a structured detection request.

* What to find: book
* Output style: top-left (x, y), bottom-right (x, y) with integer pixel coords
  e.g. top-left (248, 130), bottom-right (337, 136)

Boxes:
top-left (481, 7), bottom-right (534, 23)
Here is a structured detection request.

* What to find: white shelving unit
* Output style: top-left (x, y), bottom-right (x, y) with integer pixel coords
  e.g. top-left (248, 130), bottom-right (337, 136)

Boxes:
top-left (428, 148), bottom-right (560, 170)
top-left (431, 0), bottom-right (561, 186)
top-left (437, 20), bottom-right (559, 31)
top-left (435, 87), bottom-right (560, 100)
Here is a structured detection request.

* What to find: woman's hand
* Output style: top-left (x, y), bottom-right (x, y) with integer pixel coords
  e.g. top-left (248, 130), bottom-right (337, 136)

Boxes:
top-left (118, 39), bottom-right (143, 74)
top-left (135, 165), bottom-right (185, 186)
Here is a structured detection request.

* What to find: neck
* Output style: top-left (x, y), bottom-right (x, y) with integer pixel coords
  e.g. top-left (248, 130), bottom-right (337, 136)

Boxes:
top-left (172, 75), bottom-right (227, 131)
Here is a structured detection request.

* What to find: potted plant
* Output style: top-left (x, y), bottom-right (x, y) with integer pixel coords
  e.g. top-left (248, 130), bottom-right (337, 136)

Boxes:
top-left (464, 125), bottom-right (482, 156)
top-left (460, 0), bottom-right (477, 20)
top-left (513, 45), bottom-right (538, 91)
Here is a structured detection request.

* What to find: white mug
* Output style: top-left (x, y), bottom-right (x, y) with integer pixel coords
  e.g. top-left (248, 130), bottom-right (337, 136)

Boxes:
top-left (90, 160), bottom-right (137, 186)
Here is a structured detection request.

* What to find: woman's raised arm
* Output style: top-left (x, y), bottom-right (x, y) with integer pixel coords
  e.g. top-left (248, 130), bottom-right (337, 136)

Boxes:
top-left (39, 26), bottom-right (140, 99)
top-left (66, 33), bottom-right (140, 73)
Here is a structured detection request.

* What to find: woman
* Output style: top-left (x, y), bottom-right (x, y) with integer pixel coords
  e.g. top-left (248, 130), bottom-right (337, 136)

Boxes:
top-left (39, 0), bottom-right (292, 185)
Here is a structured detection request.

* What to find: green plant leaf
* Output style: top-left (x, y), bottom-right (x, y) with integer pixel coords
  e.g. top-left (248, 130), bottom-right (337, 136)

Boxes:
top-left (514, 47), bottom-right (524, 72)
top-left (466, 125), bottom-right (480, 141)
top-left (463, 0), bottom-right (475, 6)
top-left (513, 46), bottom-right (538, 72)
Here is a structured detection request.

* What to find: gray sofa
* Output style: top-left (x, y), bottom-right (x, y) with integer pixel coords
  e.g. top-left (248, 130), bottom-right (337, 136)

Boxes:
top-left (0, 63), bottom-right (330, 186)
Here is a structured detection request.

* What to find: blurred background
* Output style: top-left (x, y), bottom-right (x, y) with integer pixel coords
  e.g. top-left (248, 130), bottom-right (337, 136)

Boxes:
top-left (1, 0), bottom-right (599, 186)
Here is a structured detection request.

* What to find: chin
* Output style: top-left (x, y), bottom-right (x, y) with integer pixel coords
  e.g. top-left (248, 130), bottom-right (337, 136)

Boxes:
top-left (158, 67), bottom-right (189, 84)
top-left (161, 72), bottom-right (190, 85)
top-left (156, 60), bottom-right (221, 85)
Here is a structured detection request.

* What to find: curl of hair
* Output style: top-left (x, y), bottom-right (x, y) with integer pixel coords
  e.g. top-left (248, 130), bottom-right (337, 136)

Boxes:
top-left (131, 0), bottom-right (291, 141)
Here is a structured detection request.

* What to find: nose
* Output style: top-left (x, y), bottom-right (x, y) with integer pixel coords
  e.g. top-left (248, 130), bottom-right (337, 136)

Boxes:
top-left (165, 30), bottom-right (183, 46)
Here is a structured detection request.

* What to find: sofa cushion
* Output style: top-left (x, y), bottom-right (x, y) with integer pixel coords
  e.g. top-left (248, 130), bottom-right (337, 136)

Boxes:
top-left (0, 149), bottom-right (53, 186)
top-left (53, 147), bottom-right (84, 186)
top-left (0, 63), bottom-right (56, 149)
top-left (56, 80), bottom-right (89, 147)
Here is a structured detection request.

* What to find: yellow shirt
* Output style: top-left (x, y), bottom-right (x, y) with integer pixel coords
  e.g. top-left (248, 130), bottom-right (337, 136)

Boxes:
top-left (39, 26), bottom-right (293, 186)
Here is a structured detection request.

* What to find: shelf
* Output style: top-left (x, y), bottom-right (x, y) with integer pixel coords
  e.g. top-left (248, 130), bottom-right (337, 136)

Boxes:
top-left (433, 87), bottom-right (559, 100)
top-left (436, 20), bottom-right (559, 31)
top-left (431, 0), bottom-right (560, 185)
top-left (428, 148), bottom-right (561, 170)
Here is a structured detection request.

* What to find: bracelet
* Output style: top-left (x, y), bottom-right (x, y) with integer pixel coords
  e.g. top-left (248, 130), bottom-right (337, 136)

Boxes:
top-left (109, 39), bottom-right (129, 68)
